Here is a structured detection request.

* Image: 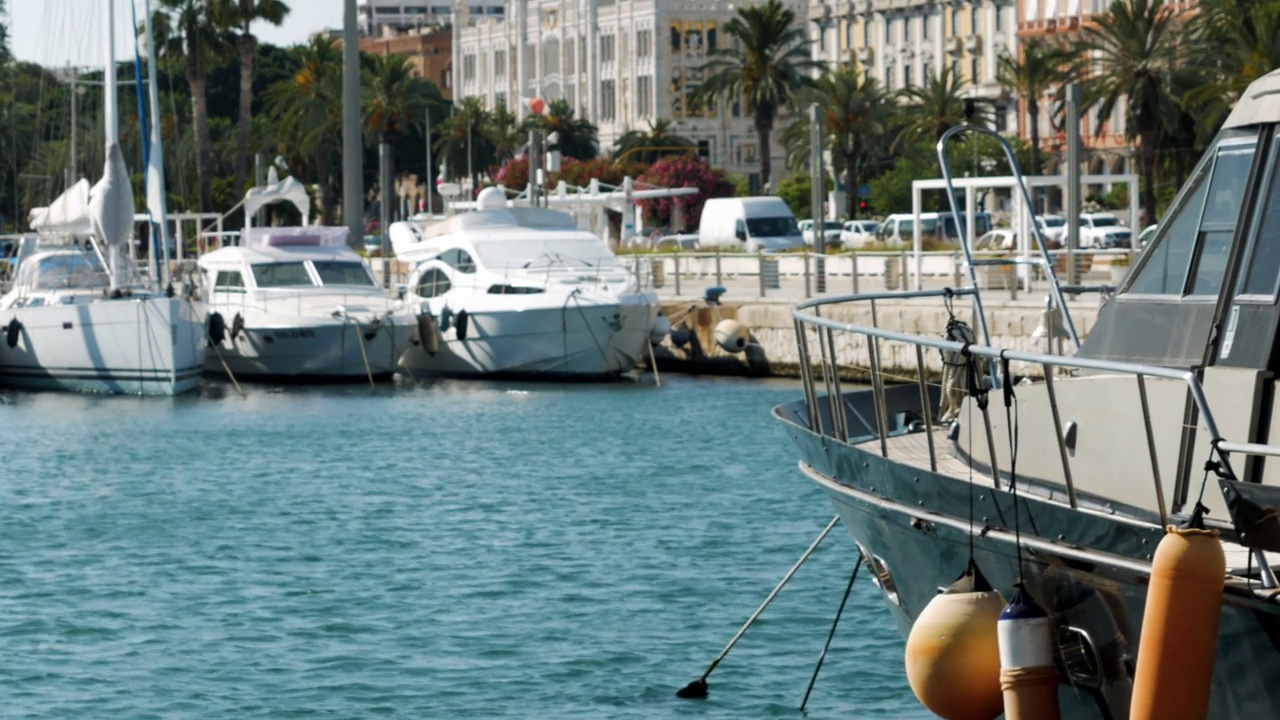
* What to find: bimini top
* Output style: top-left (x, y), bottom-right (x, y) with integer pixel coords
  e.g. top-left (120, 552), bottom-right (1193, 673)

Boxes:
top-left (240, 226), bottom-right (349, 251)
top-left (1223, 68), bottom-right (1280, 129)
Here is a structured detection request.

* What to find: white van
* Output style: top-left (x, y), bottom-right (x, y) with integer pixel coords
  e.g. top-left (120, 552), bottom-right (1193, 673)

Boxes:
top-left (876, 212), bottom-right (992, 245)
top-left (698, 197), bottom-right (805, 252)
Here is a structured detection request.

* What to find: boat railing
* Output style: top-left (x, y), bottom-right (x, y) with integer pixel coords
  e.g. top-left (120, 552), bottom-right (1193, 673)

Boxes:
top-left (211, 288), bottom-right (396, 319)
top-left (791, 286), bottom-right (1267, 534)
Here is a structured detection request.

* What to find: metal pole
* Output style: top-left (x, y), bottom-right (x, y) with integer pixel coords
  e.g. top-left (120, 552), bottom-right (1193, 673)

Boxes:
top-left (342, 0), bottom-right (363, 246)
top-left (69, 69), bottom-right (78, 188)
top-left (380, 141), bottom-right (391, 289)
top-left (810, 104), bottom-right (825, 293)
top-left (466, 113), bottom-right (473, 197)
top-left (1066, 83), bottom-right (1082, 289)
top-left (425, 107), bottom-right (433, 216)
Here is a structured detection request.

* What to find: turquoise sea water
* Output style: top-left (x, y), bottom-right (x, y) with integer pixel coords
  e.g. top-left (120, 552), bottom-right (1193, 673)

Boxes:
top-left (0, 376), bottom-right (928, 719)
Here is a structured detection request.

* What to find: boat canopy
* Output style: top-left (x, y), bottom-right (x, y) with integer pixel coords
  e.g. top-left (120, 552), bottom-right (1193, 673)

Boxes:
top-left (14, 250), bottom-right (108, 291)
top-left (245, 169), bottom-right (311, 227)
top-left (240, 226), bottom-right (350, 251)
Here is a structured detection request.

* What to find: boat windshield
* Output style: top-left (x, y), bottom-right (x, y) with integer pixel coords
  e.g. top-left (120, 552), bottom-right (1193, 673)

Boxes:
top-left (22, 252), bottom-right (109, 290)
top-left (747, 216), bottom-right (800, 237)
top-left (474, 237), bottom-right (622, 270)
top-left (312, 261), bottom-right (375, 287)
top-left (251, 262), bottom-right (314, 288)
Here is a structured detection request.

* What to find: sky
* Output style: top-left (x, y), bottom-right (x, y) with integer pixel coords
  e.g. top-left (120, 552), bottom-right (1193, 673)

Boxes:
top-left (10, 1), bottom-right (347, 68)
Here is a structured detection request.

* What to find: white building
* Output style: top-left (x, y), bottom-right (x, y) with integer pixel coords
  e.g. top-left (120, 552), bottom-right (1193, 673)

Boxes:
top-left (359, 0), bottom-right (505, 35)
top-left (808, 0), bottom-right (1019, 134)
top-left (453, 0), bottom-right (808, 186)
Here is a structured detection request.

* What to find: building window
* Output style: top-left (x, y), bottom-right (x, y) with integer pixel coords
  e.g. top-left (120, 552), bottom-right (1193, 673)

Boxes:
top-left (884, 17), bottom-right (891, 43)
top-left (971, 7), bottom-right (979, 33)
top-left (995, 104), bottom-right (1007, 132)
top-left (463, 54), bottom-right (476, 81)
top-left (904, 63), bottom-right (912, 87)
top-left (601, 34), bottom-right (616, 63)
top-left (638, 29), bottom-right (651, 57)
top-left (971, 56), bottom-right (979, 83)
top-left (950, 8), bottom-right (958, 35)
top-left (495, 92), bottom-right (507, 108)
top-left (845, 20), bottom-right (853, 47)
top-left (697, 139), bottom-right (710, 160)
top-left (995, 5), bottom-right (1003, 31)
top-left (601, 79), bottom-right (617, 121)
top-left (885, 65), bottom-right (893, 91)
top-left (862, 18), bottom-right (870, 45)
top-left (638, 76), bottom-right (652, 116)
top-left (494, 50), bottom-right (506, 78)
top-left (952, 58), bottom-right (959, 79)
top-left (922, 13), bottom-right (930, 39)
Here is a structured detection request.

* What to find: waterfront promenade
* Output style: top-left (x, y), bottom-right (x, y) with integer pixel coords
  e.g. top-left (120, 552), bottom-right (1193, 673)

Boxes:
top-left (634, 250), bottom-right (1125, 379)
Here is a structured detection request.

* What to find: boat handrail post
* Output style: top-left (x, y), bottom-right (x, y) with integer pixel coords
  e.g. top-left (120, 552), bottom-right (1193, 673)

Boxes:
top-left (825, 327), bottom-right (849, 441)
top-left (915, 343), bottom-right (937, 472)
top-left (868, 298), bottom-right (890, 457)
top-left (795, 317), bottom-right (821, 433)
top-left (1042, 366), bottom-right (1077, 509)
top-left (1136, 374), bottom-right (1168, 526)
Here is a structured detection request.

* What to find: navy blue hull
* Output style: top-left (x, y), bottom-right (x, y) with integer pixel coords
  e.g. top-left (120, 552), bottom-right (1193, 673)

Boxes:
top-left (775, 388), bottom-right (1280, 719)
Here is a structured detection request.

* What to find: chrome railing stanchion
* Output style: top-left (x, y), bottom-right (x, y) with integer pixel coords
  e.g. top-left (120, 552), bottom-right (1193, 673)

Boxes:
top-left (1137, 375), bottom-right (1167, 526)
top-left (795, 316), bottom-right (820, 433)
top-left (827, 327), bottom-right (848, 441)
top-left (915, 344), bottom-right (937, 472)
top-left (1043, 365), bottom-right (1077, 509)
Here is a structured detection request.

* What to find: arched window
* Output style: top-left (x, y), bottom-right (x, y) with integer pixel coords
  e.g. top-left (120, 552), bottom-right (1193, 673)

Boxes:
top-left (417, 268), bottom-right (452, 298)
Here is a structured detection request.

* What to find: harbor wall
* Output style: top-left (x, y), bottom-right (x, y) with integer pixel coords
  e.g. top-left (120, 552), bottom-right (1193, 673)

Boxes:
top-left (649, 299), bottom-right (1101, 380)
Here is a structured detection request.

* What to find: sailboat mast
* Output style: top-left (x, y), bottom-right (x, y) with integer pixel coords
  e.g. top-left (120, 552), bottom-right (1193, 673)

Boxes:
top-left (103, 0), bottom-right (118, 149)
top-left (144, 0), bottom-right (172, 284)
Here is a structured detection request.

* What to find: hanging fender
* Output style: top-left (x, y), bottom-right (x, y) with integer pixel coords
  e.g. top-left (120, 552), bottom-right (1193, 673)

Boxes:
top-left (438, 305), bottom-right (453, 332)
top-left (5, 317), bottom-right (22, 349)
top-left (230, 312), bottom-right (245, 341)
top-left (206, 312), bottom-right (227, 347)
top-left (363, 317), bottom-right (383, 342)
top-left (455, 310), bottom-right (469, 341)
top-left (417, 313), bottom-right (439, 356)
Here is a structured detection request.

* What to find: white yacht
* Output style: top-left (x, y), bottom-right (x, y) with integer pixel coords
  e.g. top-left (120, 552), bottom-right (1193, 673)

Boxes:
top-left (389, 188), bottom-right (659, 379)
top-left (0, 5), bottom-right (205, 397)
top-left (198, 226), bottom-right (415, 382)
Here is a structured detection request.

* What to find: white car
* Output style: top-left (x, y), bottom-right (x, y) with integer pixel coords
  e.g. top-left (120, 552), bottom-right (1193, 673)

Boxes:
top-left (839, 220), bottom-right (881, 248)
top-left (1072, 213), bottom-right (1133, 248)
top-left (1034, 215), bottom-right (1067, 246)
top-left (800, 219), bottom-right (844, 247)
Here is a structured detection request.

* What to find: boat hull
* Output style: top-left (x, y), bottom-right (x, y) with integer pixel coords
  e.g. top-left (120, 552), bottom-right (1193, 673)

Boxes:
top-left (206, 318), bottom-right (412, 382)
top-left (0, 296), bottom-right (206, 396)
top-left (401, 295), bottom-right (657, 380)
top-left (775, 389), bottom-right (1280, 720)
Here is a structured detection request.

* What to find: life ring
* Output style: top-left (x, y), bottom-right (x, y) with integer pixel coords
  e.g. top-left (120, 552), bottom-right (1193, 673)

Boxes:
top-left (5, 318), bottom-right (22, 349)
top-left (206, 312), bottom-right (227, 346)
top-left (455, 310), bottom-right (469, 341)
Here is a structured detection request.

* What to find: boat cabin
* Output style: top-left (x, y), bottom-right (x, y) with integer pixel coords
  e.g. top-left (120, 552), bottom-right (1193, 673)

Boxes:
top-left (1083, 72), bottom-right (1280, 373)
top-left (199, 227), bottom-right (377, 295)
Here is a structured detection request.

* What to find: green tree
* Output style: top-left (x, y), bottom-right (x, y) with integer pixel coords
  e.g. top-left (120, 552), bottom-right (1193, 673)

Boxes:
top-left (156, 0), bottom-right (231, 212)
top-left (524, 99), bottom-right (598, 161)
top-left (484, 103), bottom-right (523, 166)
top-left (1073, 0), bottom-right (1182, 228)
top-left (895, 65), bottom-right (991, 146)
top-left (436, 97), bottom-right (493, 192)
top-left (1184, 0), bottom-right (1280, 140)
top-left (692, 0), bottom-right (819, 190)
top-left (787, 68), bottom-right (893, 218)
top-left (265, 37), bottom-right (343, 223)
top-left (217, 0), bottom-right (290, 196)
top-left (997, 38), bottom-right (1074, 177)
top-left (363, 53), bottom-right (432, 212)
top-left (612, 118), bottom-right (694, 165)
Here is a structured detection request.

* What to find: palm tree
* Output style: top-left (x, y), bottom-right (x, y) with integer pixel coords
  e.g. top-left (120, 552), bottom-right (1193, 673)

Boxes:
top-left (612, 118), bottom-right (695, 165)
top-left (436, 97), bottom-right (494, 192)
top-left (1073, 0), bottom-right (1182, 229)
top-left (265, 37), bottom-right (343, 223)
top-left (484, 103), bottom-right (523, 166)
top-left (364, 54), bottom-right (432, 217)
top-left (524, 99), bottom-right (598, 161)
top-left (217, 0), bottom-right (290, 197)
top-left (793, 69), bottom-right (893, 219)
top-left (692, 0), bottom-right (818, 191)
top-left (997, 38), bottom-right (1074, 177)
top-left (895, 65), bottom-right (992, 146)
top-left (156, 0), bottom-right (229, 213)
top-left (1184, 0), bottom-right (1280, 140)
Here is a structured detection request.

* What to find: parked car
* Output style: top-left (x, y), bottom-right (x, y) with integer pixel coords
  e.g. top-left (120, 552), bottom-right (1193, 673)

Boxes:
top-left (974, 229), bottom-right (1017, 251)
top-left (839, 219), bottom-right (881, 247)
top-left (1034, 215), bottom-right (1067, 245)
top-left (800, 219), bottom-right (844, 247)
top-left (653, 233), bottom-right (700, 251)
top-left (1072, 213), bottom-right (1133, 248)
top-left (1137, 224), bottom-right (1157, 248)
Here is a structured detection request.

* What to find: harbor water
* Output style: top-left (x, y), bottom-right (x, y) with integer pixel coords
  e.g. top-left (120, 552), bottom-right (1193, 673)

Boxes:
top-left (0, 377), bottom-right (928, 718)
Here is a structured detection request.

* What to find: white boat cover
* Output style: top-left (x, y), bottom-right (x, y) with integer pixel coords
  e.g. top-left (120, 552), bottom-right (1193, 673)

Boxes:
top-left (245, 168), bottom-right (311, 225)
top-left (240, 225), bottom-right (350, 250)
top-left (88, 144), bottom-right (136, 249)
top-left (29, 178), bottom-right (92, 233)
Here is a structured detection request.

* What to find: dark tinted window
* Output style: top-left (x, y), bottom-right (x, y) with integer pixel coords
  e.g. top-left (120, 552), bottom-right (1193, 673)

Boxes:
top-left (312, 261), bottom-right (375, 286)
top-left (1190, 141), bottom-right (1255, 296)
top-left (745, 216), bottom-right (799, 237)
top-left (417, 268), bottom-right (451, 298)
top-left (1241, 130), bottom-right (1280, 297)
top-left (214, 270), bottom-right (244, 290)
top-left (1127, 163), bottom-right (1210, 295)
top-left (252, 262), bottom-right (314, 288)
top-left (439, 248), bottom-right (476, 273)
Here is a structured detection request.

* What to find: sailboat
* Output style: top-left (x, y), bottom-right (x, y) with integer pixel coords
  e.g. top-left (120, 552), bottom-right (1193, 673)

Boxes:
top-left (0, 0), bottom-right (206, 395)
